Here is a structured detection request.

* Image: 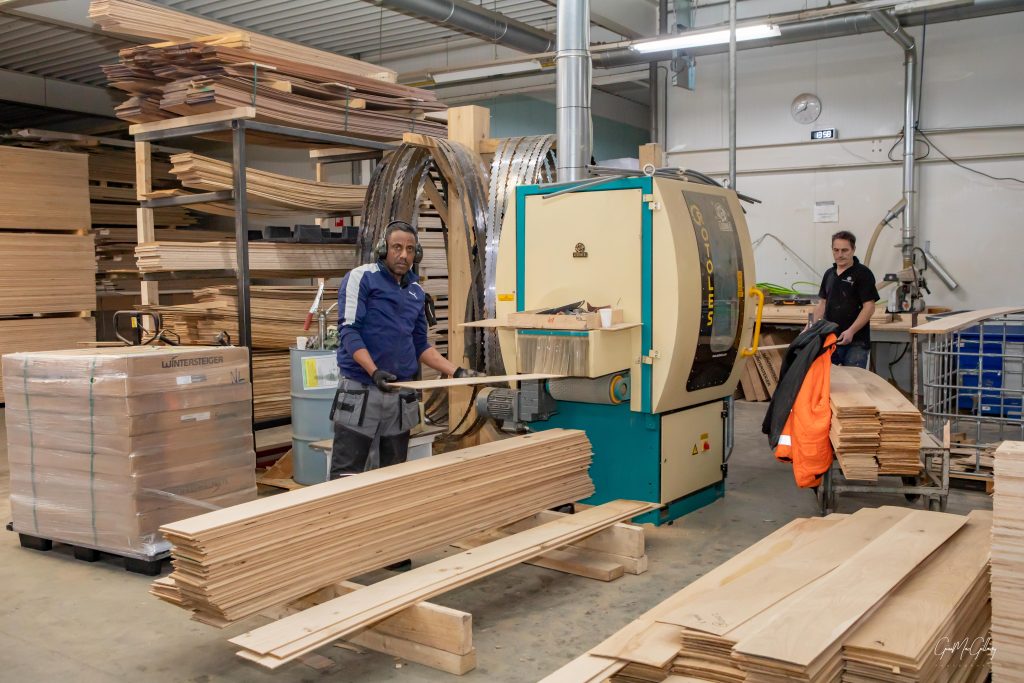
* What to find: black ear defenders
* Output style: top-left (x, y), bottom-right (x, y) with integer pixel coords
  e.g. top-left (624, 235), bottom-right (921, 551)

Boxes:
top-left (374, 220), bottom-right (424, 265)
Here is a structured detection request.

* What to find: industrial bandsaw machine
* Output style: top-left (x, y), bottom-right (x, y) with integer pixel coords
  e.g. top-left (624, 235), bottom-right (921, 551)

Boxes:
top-left (476, 175), bottom-right (764, 525)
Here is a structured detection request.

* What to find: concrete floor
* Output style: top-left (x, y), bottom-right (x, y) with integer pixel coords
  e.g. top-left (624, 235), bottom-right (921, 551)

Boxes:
top-left (0, 401), bottom-right (992, 683)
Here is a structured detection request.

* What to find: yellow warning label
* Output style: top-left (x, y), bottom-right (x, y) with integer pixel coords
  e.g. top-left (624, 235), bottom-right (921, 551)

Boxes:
top-left (700, 432), bottom-right (709, 440)
top-left (691, 444), bottom-right (699, 456)
top-left (498, 293), bottom-right (515, 301)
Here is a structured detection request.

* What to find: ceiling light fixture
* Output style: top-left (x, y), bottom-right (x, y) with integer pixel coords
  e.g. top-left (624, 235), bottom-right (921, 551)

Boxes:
top-left (431, 60), bottom-right (543, 84)
top-left (630, 23), bottom-right (782, 53)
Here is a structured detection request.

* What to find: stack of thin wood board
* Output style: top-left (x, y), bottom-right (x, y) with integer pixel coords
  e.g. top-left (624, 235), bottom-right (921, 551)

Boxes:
top-left (229, 500), bottom-right (653, 669)
top-left (93, 0), bottom-right (447, 140)
top-left (157, 429), bottom-right (595, 625)
top-left (0, 147), bottom-right (91, 231)
top-left (89, 0), bottom-right (395, 81)
top-left (830, 366), bottom-right (883, 481)
top-left (252, 351), bottom-right (290, 422)
top-left (832, 366), bottom-right (924, 476)
top-left (135, 241), bottom-right (359, 276)
top-left (992, 440), bottom-right (1024, 681)
top-left (540, 507), bottom-right (991, 683)
top-left (0, 317), bottom-right (96, 402)
top-left (761, 303), bottom-right (897, 326)
top-left (0, 232), bottom-right (96, 316)
top-left (167, 153), bottom-right (366, 215)
top-left (148, 285), bottom-right (337, 349)
top-left (738, 331), bottom-right (795, 401)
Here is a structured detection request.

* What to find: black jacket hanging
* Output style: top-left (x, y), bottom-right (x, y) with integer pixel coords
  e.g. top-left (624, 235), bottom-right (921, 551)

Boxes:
top-left (762, 319), bottom-right (838, 448)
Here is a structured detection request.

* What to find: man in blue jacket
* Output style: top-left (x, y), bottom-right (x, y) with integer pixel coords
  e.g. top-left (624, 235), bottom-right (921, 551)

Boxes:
top-left (331, 220), bottom-right (476, 479)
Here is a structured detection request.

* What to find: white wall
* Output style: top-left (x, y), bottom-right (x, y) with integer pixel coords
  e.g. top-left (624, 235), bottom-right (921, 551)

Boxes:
top-left (666, 12), bottom-right (1024, 309)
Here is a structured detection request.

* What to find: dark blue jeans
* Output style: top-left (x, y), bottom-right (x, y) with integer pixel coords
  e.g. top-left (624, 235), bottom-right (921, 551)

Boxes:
top-left (832, 341), bottom-right (870, 368)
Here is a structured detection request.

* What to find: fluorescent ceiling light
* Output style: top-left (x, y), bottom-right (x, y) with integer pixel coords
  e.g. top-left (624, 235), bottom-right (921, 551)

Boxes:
top-left (630, 24), bottom-right (782, 53)
top-left (432, 60), bottom-right (543, 84)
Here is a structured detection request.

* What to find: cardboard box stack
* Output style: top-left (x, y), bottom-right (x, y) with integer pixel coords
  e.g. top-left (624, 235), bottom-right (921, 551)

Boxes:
top-left (2, 346), bottom-right (257, 559)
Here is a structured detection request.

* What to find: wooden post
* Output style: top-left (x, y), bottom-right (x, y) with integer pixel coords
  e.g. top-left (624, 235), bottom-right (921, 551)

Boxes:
top-left (446, 106), bottom-right (490, 442)
top-left (638, 143), bottom-right (664, 170)
top-left (134, 140), bottom-right (159, 310)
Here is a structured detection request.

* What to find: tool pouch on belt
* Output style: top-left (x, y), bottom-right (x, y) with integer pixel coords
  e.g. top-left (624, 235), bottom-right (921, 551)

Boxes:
top-left (398, 390), bottom-right (420, 432)
top-left (331, 382), bottom-right (369, 428)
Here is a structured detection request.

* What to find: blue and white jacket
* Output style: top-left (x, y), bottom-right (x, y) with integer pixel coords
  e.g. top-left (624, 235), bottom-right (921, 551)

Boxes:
top-left (336, 261), bottom-right (430, 385)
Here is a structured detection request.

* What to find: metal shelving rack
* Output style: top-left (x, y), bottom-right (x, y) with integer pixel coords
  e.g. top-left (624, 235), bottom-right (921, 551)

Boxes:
top-left (130, 109), bottom-right (395, 428)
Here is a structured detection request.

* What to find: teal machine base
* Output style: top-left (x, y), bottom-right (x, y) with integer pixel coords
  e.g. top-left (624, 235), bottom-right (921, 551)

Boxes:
top-left (534, 400), bottom-right (725, 526)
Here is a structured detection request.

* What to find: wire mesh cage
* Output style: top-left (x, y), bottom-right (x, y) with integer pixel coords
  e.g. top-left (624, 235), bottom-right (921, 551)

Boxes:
top-left (916, 310), bottom-right (1024, 481)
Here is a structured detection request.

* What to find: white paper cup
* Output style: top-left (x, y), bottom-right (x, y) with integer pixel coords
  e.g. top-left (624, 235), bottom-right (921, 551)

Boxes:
top-left (599, 308), bottom-right (614, 328)
top-left (296, 336), bottom-right (308, 350)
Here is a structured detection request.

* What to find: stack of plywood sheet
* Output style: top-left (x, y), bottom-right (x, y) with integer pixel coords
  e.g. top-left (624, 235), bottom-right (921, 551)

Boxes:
top-left (92, 1), bottom-right (447, 139)
top-left (157, 429), bottom-right (594, 625)
top-left (992, 440), bottom-right (1024, 681)
top-left (89, 0), bottom-right (397, 82)
top-left (0, 146), bottom-right (91, 232)
top-left (833, 366), bottom-right (923, 475)
top-left (252, 351), bottom-right (290, 423)
top-left (843, 511), bottom-right (992, 682)
top-left (540, 507), bottom-right (992, 683)
top-left (135, 241), bottom-right (359, 277)
top-left (830, 367), bottom-right (923, 477)
top-left (0, 233), bottom-right (96, 316)
top-left (148, 285), bottom-right (337, 349)
top-left (829, 366), bottom-right (882, 481)
top-left (0, 146), bottom-right (97, 402)
top-left (2, 346), bottom-right (257, 559)
top-left (761, 303), bottom-right (897, 326)
top-left (0, 317), bottom-right (96, 403)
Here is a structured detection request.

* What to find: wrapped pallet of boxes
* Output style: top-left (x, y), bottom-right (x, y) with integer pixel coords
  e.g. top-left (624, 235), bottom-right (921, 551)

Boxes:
top-left (1, 346), bottom-right (257, 560)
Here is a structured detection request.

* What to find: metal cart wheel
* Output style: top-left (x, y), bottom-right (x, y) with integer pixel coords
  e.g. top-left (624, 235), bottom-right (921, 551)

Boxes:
top-left (928, 495), bottom-right (949, 512)
top-left (817, 468), bottom-right (836, 516)
top-left (902, 476), bottom-right (923, 504)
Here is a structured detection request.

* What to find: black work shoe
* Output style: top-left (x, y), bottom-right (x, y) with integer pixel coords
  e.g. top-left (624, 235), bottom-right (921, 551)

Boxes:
top-left (385, 559), bottom-right (412, 571)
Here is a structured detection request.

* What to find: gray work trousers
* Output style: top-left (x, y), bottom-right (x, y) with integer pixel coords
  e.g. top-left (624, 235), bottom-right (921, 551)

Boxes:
top-left (329, 378), bottom-right (420, 479)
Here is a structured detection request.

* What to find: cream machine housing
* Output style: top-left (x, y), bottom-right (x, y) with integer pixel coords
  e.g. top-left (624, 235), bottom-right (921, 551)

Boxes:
top-left (487, 176), bottom-right (763, 525)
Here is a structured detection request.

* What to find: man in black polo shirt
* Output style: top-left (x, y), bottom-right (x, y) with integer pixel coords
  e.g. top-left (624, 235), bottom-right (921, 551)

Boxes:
top-left (811, 230), bottom-right (879, 368)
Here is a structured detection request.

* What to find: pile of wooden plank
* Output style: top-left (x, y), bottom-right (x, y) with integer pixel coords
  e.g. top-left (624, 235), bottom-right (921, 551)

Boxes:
top-left (0, 317), bottom-right (96, 403)
top-left (89, 0), bottom-right (397, 82)
top-left (761, 303), bottom-right (898, 326)
top-left (0, 233), bottom-right (96, 316)
top-left (150, 285), bottom-right (335, 349)
top-left (992, 440), bottom-right (1024, 680)
top-left (541, 507), bottom-right (992, 683)
top-left (843, 511), bottom-right (992, 682)
top-left (0, 147), bottom-right (91, 231)
top-left (135, 241), bottom-right (359, 276)
top-left (94, 0), bottom-right (446, 139)
top-left (167, 153), bottom-right (366, 214)
top-left (829, 366), bottom-right (883, 481)
top-left (231, 500), bottom-right (650, 669)
top-left (253, 351), bottom-right (290, 423)
top-left (832, 366), bottom-right (924, 476)
top-left (0, 146), bottom-right (99, 399)
top-left (737, 332), bottom-right (795, 401)
top-left (157, 429), bottom-right (594, 625)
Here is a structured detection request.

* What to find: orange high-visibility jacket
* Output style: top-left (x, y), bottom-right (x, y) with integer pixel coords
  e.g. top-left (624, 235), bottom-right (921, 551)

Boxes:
top-left (775, 334), bottom-right (836, 488)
